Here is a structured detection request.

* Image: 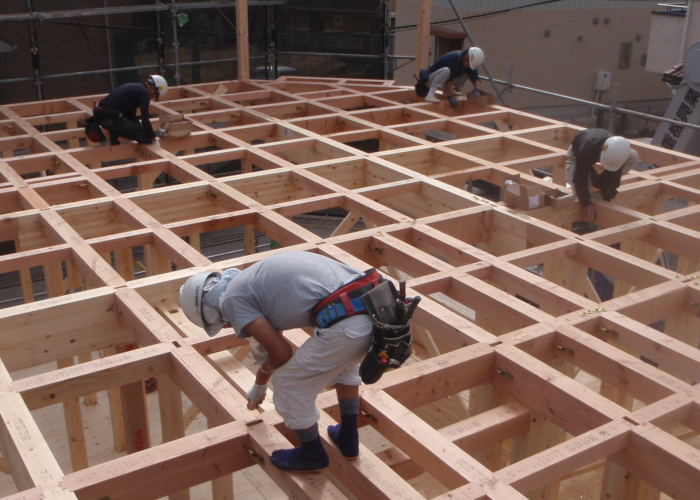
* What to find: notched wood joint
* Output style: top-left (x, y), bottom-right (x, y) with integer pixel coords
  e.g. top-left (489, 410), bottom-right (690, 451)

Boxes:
top-left (490, 366), bottom-right (513, 381)
top-left (553, 343), bottom-right (574, 356)
top-left (361, 411), bottom-right (378, 424)
top-left (597, 325), bottom-right (618, 338)
top-left (248, 448), bottom-right (265, 466)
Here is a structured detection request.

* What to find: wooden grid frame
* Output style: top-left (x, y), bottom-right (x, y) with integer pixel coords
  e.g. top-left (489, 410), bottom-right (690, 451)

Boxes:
top-left (0, 75), bottom-right (699, 500)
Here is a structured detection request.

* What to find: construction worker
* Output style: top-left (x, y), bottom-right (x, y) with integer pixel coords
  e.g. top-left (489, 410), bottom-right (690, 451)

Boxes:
top-left (421, 47), bottom-right (484, 105)
top-left (93, 75), bottom-right (168, 146)
top-left (179, 252), bottom-right (399, 471)
top-left (566, 128), bottom-right (639, 220)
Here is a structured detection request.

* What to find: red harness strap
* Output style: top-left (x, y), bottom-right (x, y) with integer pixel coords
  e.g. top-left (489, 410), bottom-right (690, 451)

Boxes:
top-left (311, 269), bottom-right (382, 325)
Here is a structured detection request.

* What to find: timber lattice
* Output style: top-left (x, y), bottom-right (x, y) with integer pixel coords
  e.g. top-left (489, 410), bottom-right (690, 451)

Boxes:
top-left (0, 76), bottom-right (700, 500)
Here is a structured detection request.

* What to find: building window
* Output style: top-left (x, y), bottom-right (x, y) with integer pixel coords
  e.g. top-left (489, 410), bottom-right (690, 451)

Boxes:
top-left (619, 42), bottom-right (632, 69)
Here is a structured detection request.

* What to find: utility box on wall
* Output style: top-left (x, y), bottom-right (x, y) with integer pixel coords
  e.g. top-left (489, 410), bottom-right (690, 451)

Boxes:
top-left (594, 71), bottom-right (611, 91)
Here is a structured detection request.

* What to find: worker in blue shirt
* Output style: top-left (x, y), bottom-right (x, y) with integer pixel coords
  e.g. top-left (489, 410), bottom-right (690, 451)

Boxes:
top-left (422, 47), bottom-right (484, 105)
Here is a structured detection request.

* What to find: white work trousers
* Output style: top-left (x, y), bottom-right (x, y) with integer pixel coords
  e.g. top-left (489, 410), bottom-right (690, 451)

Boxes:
top-left (272, 314), bottom-right (373, 430)
top-left (428, 67), bottom-right (469, 92)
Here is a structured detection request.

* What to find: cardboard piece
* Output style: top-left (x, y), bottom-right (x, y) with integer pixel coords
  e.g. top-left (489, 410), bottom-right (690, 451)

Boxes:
top-left (159, 114), bottom-right (193, 139)
top-left (503, 173), bottom-right (544, 211)
top-left (544, 188), bottom-right (576, 208)
top-left (467, 90), bottom-right (496, 106)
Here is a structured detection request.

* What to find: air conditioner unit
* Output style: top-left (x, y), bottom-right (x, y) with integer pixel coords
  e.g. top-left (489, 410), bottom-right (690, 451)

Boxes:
top-left (594, 71), bottom-right (611, 91)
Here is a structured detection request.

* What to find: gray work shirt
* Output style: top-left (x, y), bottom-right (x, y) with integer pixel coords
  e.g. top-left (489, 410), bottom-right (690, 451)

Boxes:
top-left (220, 251), bottom-right (364, 337)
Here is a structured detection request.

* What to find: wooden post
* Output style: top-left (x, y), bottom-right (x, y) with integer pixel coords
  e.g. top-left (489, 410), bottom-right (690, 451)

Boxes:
top-left (209, 420), bottom-right (233, 500)
top-left (102, 346), bottom-right (127, 453)
top-left (236, 0), bottom-right (250, 81)
top-left (416, 0), bottom-right (432, 74)
top-left (116, 344), bottom-right (151, 454)
top-left (159, 375), bottom-right (189, 500)
top-left (57, 356), bottom-right (89, 471)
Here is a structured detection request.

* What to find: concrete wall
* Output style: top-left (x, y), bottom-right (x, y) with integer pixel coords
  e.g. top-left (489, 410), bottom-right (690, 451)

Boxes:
top-left (393, 2), bottom-right (672, 110)
top-left (647, 12), bottom-right (685, 73)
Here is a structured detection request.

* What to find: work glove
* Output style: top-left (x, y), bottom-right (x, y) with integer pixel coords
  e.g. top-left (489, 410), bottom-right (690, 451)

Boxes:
top-left (448, 96), bottom-right (459, 109)
top-left (473, 88), bottom-right (482, 96)
top-left (418, 69), bottom-right (430, 83)
top-left (246, 383), bottom-right (267, 410)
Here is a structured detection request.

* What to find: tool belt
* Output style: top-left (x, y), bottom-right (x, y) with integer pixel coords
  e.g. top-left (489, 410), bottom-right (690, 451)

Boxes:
top-left (358, 281), bottom-right (420, 385)
top-left (311, 270), bottom-right (421, 385)
top-left (78, 115), bottom-right (107, 144)
top-left (93, 106), bottom-right (125, 127)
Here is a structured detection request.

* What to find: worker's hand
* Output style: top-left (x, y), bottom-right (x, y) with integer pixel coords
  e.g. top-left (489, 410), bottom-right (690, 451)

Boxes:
top-left (448, 96), bottom-right (459, 109)
top-left (582, 204), bottom-right (596, 221)
top-left (246, 383), bottom-right (267, 410)
top-left (473, 88), bottom-right (482, 96)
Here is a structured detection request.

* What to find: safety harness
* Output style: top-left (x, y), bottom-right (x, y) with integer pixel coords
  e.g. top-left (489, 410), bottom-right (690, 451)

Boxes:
top-left (311, 269), bottom-right (420, 384)
top-left (311, 269), bottom-right (382, 328)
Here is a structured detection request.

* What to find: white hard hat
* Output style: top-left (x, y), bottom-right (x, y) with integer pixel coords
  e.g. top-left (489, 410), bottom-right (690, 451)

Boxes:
top-left (467, 47), bottom-right (484, 69)
top-left (180, 270), bottom-right (225, 336)
top-left (600, 136), bottom-right (631, 171)
top-left (147, 74), bottom-right (168, 100)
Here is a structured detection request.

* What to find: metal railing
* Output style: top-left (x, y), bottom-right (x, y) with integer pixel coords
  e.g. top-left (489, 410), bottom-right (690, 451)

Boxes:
top-left (492, 75), bottom-right (700, 133)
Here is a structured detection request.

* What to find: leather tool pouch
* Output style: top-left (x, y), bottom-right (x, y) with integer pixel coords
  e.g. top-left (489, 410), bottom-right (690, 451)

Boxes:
top-left (358, 281), bottom-right (418, 385)
top-left (79, 115), bottom-right (106, 143)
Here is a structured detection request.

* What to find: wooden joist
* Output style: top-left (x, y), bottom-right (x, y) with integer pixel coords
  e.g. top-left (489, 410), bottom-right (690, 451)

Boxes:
top-left (0, 70), bottom-right (699, 500)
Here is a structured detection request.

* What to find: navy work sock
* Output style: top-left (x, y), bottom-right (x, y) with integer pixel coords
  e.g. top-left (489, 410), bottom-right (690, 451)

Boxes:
top-left (328, 397), bottom-right (360, 459)
top-left (269, 425), bottom-right (329, 471)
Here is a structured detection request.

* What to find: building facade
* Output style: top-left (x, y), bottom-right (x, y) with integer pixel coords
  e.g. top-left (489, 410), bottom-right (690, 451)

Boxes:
top-left (393, 0), bottom-right (676, 125)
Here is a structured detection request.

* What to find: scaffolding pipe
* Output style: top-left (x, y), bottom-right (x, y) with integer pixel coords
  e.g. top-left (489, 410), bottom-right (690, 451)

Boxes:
top-left (382, 0), bottom-right (391, 80)
top-left (265, 5), bottom-right (277, 79)
top-left (607, 83), bottom-right (618, 133)
top-left (277, 51), bottom-right (385, 59)
top-left (0, 1), bottom-right (284, 22)
top-left (104, 0), bottom-right (115, 90)
top-left (506, 62), bottom-right (513, 108)
top-left (0, 56), bottom-right (264, 86)
top-left (26, 0), bottom-right (43, 100)
top-left (156, 6), bottom-right (166, 79)
top-left (171, 1), bottom-right (181, 85)
top-left (680, 1), bottom-right (691, 64)
top-left (445, 0), bottom-right (506, 106)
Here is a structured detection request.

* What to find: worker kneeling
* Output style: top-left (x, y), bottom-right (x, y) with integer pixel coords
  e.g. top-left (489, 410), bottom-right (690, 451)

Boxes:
top-left (93, 75), bottom-right (168, 146)
top-left (417, 46), bottom-right (484, 108)
top-left (179, 251), bottom-right (419, 471)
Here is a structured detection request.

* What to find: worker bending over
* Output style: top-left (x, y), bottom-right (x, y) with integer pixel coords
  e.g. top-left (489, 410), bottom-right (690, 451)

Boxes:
top-left (93, 75), bottom-right (168, 146)
top-left (420, 47), bottom-right (484, 105)
top-left (180, 251), bottom-right (416, 471)
top-left (566, 128), bottom-right (639, 221)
